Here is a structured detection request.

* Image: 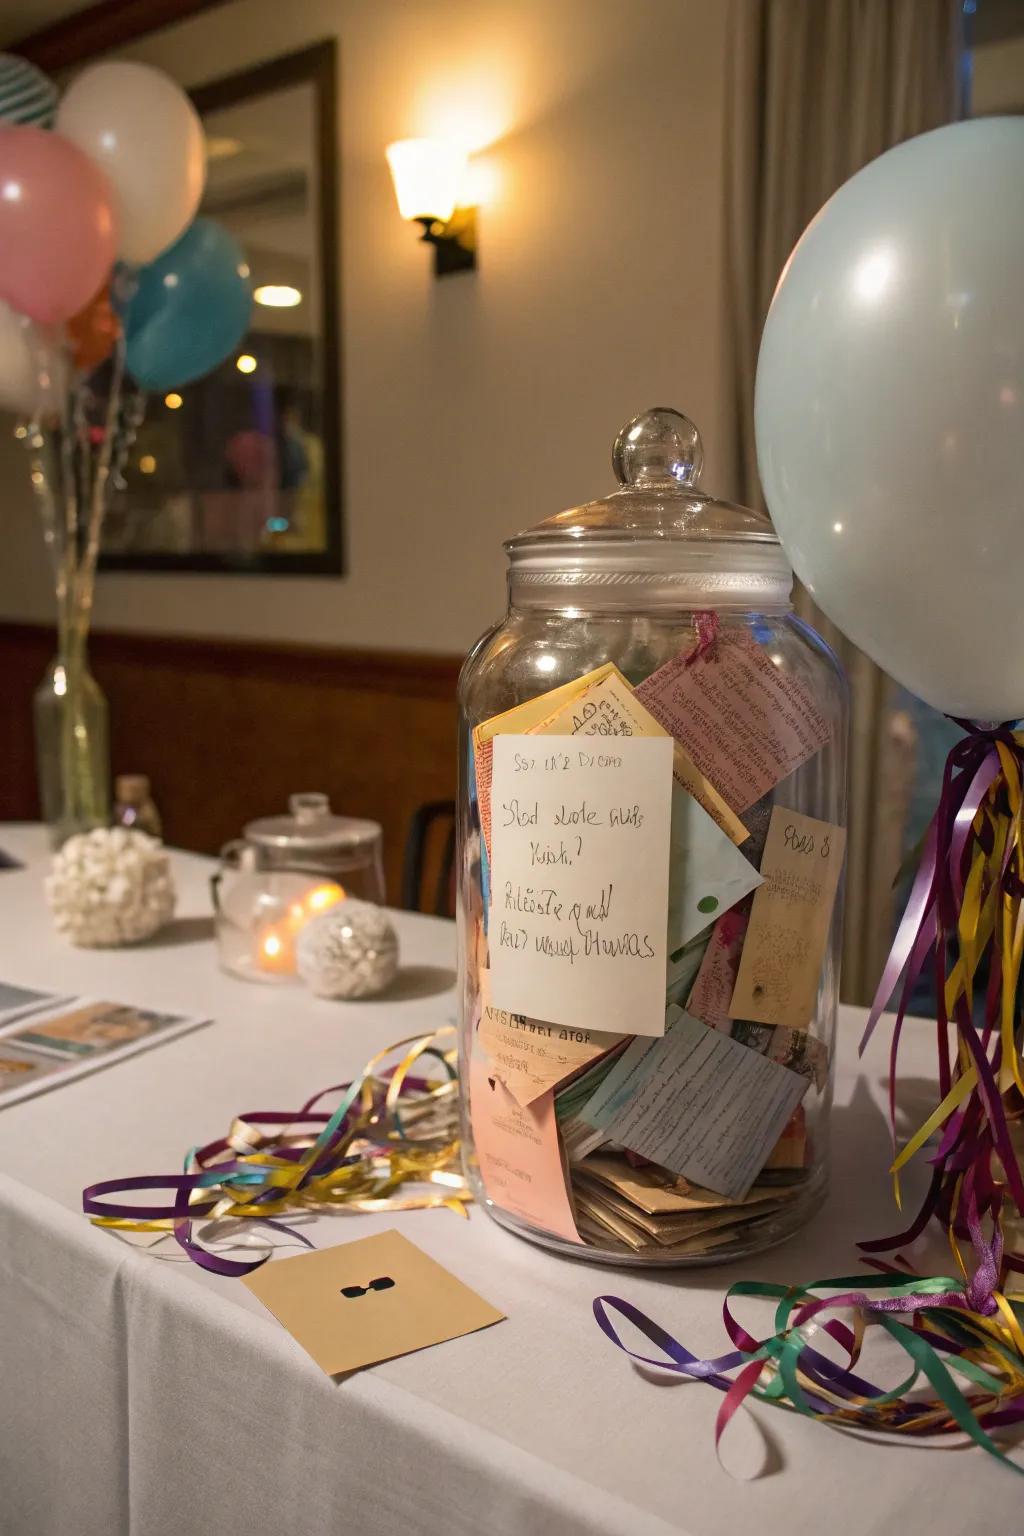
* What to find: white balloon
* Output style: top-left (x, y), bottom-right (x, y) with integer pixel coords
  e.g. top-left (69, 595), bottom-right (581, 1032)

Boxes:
top-left (56, 61), bottom-right (206, 266)
top-left (755, 118), bottom-right (1024, 722)
top-left (0, 300), bottom-right (63, 417)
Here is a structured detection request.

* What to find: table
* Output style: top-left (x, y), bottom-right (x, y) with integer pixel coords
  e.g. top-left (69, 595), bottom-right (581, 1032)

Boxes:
top-left (0, 824), bottom-right (1008, 1536)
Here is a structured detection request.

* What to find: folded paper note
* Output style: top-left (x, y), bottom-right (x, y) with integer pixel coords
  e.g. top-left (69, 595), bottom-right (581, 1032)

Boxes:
top-left (489, 732), bottom-right (674, 1036)
top-left (242, 1229), bottom-right (504, 1376)
top-left (477, 968), bottom-right (622, 1108)
top-left (469, 1046), bottom-right (580, 1242)
top-left (635, 631), bottom-right (832, 813)
top-left (729, 807), bottom-right (846, 1030)
top-left (600, 1010), bottom-right (808, 1199)
top-left (666, 785), bottom-right (762, 952)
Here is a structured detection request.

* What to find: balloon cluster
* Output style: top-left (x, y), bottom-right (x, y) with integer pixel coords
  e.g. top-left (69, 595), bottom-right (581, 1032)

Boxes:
top-left (0, 54), bottom-right (252, 412)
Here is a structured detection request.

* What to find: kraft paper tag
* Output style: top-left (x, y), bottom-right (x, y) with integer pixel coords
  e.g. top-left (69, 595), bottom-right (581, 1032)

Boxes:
top-left (634, 631), bottom-right (833, 813)
top-left (729, 807), bottom-right (846, 1030)
top-left (477, 968), bottom-right (623, 1108)
top-left (242, 1229), bottom-right (504, 1376)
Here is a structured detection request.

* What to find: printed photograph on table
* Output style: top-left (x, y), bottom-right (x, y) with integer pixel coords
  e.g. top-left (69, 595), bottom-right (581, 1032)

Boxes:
top-left (11, 1000), bottom-right (191, 1056)
top-left (456, 408), bottom-right (848, 1265)
top-left (0, 997), bottom-right (208, 1107)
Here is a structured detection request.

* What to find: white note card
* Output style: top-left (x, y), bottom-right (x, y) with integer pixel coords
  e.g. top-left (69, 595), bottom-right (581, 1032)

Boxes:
top-left (601, 1011), bottom-right (808, 1199)
top-left (489, 733), bottom-right (674, 1036)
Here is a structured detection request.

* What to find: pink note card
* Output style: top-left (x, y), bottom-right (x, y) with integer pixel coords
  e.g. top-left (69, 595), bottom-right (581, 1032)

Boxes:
top-left (469, 1047), bottom-right (580, 1244)
top-left (686, 907), bottom-right (749, 1032)
top-left (634, 632), bottom-right (832, 813)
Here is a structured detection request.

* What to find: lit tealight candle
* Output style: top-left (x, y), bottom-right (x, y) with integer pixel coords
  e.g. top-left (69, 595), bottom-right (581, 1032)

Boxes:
top-left (255, 882), bottom-right (346, 975)
top-left (257, 924), bottom-right (294, 974)
top-left (303, 882), bottom-right (345, 917)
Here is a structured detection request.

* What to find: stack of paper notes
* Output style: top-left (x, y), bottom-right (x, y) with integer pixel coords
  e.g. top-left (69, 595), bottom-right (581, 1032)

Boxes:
top-left (464, 630), bottom-right (844, 1257)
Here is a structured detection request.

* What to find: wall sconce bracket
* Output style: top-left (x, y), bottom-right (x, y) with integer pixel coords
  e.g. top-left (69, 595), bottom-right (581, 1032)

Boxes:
top-left (415, 207), bottom-right (477, 276)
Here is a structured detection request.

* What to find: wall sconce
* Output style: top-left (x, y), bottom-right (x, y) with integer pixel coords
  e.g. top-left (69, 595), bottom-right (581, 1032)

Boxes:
top-left (385, 138), bottom-right (477, 277)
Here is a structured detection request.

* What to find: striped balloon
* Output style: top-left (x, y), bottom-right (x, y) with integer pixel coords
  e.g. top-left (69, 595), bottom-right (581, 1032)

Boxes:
top-left (0, 54), bottom-right (57, 129)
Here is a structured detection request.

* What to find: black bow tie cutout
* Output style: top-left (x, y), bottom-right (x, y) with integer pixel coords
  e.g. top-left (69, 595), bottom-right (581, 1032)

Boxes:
top-left (340, 1276), bottom-right (396, 1298)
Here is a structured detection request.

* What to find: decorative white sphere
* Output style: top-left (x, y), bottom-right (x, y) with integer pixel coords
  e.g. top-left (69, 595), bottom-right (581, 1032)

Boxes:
top-left (296, 899), bottom-right (399, 999)
top-left (45, 827), bottom-right (176, 947)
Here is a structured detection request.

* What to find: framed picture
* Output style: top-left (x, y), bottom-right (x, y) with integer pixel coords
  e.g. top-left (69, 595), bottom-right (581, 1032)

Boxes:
top-left (100, 39), bottom-right (343, 575)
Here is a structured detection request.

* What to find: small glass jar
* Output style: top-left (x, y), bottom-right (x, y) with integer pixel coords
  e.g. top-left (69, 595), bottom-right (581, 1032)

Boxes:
top-left (113, 774), bottom-right (162, 839)
top-left (212, 792), bottom-right (386, 984)
top-left (457, 409), bottom-right (848, 1265)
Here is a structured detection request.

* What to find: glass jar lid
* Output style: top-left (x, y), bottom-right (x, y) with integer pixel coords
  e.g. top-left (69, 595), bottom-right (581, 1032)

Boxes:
top-left (244, 793), bottom-right (381, 855)
top-left (505, 408), bottom-right (792, 608)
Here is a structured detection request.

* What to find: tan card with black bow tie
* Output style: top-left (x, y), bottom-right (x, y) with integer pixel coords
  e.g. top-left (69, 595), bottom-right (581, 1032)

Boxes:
top-left (242, 1229), bottom-right (504, 1376)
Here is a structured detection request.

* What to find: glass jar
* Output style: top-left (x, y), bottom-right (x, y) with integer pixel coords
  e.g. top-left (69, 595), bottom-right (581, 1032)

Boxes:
top-left (457, 409), bottom-right (848, 1265)
top-left (212, 792), bottom-right (386, 984)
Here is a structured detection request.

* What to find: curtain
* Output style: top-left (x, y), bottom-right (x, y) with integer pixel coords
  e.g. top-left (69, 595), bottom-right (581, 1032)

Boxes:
top-left (722, 0), bottom-right (961, 1003)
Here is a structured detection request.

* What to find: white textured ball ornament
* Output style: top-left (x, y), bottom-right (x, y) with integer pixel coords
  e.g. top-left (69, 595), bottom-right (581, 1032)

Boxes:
top-left (45, 827), bottom-right (176, 947)
top-left (296, 899), bottom-right (399, 999)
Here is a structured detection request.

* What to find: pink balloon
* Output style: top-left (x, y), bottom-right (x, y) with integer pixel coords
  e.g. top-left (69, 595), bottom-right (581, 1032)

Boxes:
top-left (0, 124), bottom-right (118, 325)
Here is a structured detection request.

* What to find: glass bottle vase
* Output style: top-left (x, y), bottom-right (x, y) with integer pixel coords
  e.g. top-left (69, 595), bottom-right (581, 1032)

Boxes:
top-left (33, 650), bottom-right (111, 848)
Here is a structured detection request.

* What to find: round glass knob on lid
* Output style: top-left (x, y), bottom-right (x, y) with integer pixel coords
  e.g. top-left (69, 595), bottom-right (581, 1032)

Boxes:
top-left (611, 407), bottom-right (704, 489)
top-left (503, 405), bottom-right (790, 608)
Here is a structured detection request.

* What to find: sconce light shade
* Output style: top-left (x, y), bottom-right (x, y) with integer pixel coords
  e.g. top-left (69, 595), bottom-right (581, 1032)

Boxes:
top-left (385, 137), bottom-right (477, 276)
top-left (386, 138), bottom-right (467, 224)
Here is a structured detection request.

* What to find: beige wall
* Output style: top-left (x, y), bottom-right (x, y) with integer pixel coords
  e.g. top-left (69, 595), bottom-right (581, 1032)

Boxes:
top-left (0, 0), bottom-right (733, 655)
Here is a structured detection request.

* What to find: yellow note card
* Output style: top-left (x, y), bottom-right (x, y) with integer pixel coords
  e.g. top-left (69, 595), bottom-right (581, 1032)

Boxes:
top-left (478, 967), bottom-right (623, 1107)
top-left (530, 667), bottom-right (748, 846)
top-left (242, 1230), bottom-right (504, 1376)
top-left (729, 807), bottom-right (846, 1030)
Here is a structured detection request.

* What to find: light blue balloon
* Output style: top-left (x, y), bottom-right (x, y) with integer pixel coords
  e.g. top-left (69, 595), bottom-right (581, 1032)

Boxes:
top-left (122, 217), bottom-right (252, 392)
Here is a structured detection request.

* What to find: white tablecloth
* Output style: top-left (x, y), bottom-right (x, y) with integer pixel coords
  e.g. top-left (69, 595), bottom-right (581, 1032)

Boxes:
top-left (0, 824), bottom-right (1008, 1536)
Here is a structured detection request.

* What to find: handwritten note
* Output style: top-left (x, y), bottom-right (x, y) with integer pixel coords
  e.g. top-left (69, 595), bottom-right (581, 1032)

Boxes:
top-left (634, 631), bottom-right (832, 812)
top-left (469, 1047), bottom-right (580, 1242)
top-left (729, 807), bottom-right (846, 1030)
top-left (489, 733), bottom-right (674, 1035)
top-left (600, 1011), bottom-right (809, 1200)
top-left (477, 968), bottom-right (622, 1108)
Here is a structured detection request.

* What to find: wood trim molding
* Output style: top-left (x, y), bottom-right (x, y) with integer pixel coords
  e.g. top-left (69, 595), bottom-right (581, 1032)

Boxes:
top-left (0, 622), bottom-right (463, 699)
top-left (11, 0), bottom-right (233, 71)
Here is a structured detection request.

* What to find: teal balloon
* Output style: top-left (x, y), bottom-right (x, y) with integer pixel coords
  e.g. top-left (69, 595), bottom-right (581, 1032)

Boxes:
top-left (122, 218), bottom-right (251, 391)
top-left (0, 54), bottom-right (57, 127)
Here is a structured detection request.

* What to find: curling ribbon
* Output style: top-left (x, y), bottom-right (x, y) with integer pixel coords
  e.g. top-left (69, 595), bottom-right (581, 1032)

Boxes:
top-left (595, 1275), bottom-right (1024, 1473)
top-left (82, 1027), bottom-right (468, 1276)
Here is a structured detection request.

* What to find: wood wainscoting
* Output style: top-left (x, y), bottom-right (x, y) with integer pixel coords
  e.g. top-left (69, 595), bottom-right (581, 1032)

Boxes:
top-left (0, 623), bottom-right (461, 904)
